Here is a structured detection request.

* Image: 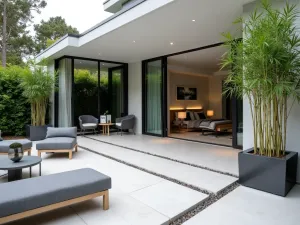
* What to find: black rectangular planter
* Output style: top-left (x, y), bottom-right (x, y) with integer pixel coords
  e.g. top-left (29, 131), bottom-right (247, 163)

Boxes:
top-left (239, 148), bottom-right (298, 197)
top-left (26, 125), bottom-right (52, 141)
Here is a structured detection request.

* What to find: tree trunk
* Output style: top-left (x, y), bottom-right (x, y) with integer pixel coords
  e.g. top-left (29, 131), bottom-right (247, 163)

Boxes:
top-left (2, 0), bottom-right (7, 67)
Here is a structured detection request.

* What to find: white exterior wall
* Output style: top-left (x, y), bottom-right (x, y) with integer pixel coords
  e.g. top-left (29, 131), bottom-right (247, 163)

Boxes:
top-left (243, 0), bottom-right (300, 182)
top-left (47, 61), bottom-right (55, 126)
top-left (128, 62), bottom-right (142, 134)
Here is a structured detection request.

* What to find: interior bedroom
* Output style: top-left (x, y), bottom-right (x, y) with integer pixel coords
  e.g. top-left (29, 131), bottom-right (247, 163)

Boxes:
top-left (167, 45), bottom-right (233, 146)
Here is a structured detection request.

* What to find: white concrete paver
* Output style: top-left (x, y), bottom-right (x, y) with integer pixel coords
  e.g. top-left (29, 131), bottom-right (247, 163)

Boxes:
top-left (88, 134), bottom-right (240, 175)
top-left (78, 136), bottom-right (238, 193)
top-left (130, 180), bottom-right (208, 220)
top-left (183, 185), bottom-right (300, 225)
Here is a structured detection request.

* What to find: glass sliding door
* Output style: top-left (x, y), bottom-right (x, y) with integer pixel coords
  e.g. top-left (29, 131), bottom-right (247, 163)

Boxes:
top-left (143, 58), bottom-right (167, 136)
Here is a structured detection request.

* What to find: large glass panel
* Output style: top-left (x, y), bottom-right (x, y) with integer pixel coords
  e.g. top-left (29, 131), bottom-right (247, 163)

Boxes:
top-left (145, 60), bottom-right (163, 135)
top-left (100, 65), bottom-right (109, 116)
top-left (111, 68), bottom-right (123, 121)
top-left (237, 98), bottom-right (243, 146)
top-left (73, 59), bottom-right (98, 127)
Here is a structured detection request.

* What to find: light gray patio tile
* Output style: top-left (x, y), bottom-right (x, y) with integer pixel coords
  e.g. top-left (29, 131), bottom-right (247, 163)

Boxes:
top-left (87, 134), bottom-right (239, 175)
top-left (10, 207), bottom-right (86, 225)
top-left (78, 137), bottom-right (237, 193)
top-left (183, 185), bottom-right (300, 225)
top-left (72, 194), bottom-right (169, 225)
top-left (130, 180), bottom-right (208, 220)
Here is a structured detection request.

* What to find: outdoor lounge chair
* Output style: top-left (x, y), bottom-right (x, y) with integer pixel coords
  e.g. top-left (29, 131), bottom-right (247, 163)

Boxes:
top-left (115, 115), bottom-right (136, 135)
top-left (0, 168), bottom-right (111, 224)
top-left (36, 127), bottom-right (78, 159)
top-left (79, 115), bottom-right (98, 135)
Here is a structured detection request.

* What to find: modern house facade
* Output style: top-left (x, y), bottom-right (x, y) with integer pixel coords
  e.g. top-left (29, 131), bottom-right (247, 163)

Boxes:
top-left (36, 0), bottom-right (300, 181)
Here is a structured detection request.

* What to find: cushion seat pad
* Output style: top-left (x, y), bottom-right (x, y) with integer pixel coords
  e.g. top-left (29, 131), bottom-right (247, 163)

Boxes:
top-left (0, 139), bottom-right (32, 153)
top-left (0, 168), bottom-right (111, 218)
top-left (82, 123), bottom-right (97, 129)
top-left (36, 137), bottom-right (76, 150)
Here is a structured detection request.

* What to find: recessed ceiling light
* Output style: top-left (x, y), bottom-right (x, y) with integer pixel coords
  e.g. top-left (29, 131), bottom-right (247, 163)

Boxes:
top-left (133, 40), bottom-right (136, 43)
top-left (192, 19), bottom-right (196, 22)
top-left (170, 42), bottom-right (174, 45)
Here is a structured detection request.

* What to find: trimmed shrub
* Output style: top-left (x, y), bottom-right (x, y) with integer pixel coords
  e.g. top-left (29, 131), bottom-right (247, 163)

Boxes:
top-left (0, 66), bottom-right (31, 136)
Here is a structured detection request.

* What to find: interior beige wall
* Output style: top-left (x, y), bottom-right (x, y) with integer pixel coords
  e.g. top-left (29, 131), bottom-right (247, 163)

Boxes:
top-left (168, 72), bottom-right (209, 111)
top-left (208, 75), bottom-right (227, 119)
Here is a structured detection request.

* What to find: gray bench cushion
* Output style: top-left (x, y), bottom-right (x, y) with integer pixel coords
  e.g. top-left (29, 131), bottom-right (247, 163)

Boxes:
top-left (0, 139), bottom-right (32, 153)
top-left (0, 168), bottom-right (111, 217)
top-left (36, 137), bottom-right (76, 150)
top-left (46, 127), bottom-right (77, 139)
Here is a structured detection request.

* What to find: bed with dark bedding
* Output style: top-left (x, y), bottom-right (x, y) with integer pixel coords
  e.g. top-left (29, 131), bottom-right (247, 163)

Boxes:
top-left (199, 119), bottom-right (232, 136)
top-left (173, 111), bottom-right (232, 135)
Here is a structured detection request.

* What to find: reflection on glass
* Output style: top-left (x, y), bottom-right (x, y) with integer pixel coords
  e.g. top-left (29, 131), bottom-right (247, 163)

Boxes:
top-left (145, 60), bottom-right (162, 135)
top-left (237, 98), bottom-right (243, 146)
top-left (100, 67), bottom-right (109, 116)
top-left (111, 69), bottom-right (123, 121)
top-left (73, 60), bottom-right (98, 127)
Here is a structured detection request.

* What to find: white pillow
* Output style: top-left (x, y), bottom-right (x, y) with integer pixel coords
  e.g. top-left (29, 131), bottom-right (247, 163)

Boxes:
top-left (194, 112), bottom-right (200, 120)
top-left (189, 111), bottom-right (196, 120)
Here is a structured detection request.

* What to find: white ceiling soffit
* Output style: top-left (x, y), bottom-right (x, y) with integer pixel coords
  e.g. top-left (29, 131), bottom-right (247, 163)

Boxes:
top-left (36, 0), bottom-right (254, 63)
top-left (168, 45), bottom-right (228, 75)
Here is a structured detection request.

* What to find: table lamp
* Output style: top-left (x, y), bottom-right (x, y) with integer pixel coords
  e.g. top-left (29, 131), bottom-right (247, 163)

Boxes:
top-left (207, 110), bottom-right (214, 118)
top-left (178, 112), bottom-right (187, 127)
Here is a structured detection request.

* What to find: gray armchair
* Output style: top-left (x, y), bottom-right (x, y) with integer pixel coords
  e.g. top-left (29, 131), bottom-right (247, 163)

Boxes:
top-left (79, 115), bottom-right (98, 135)
top-left (115, 115), bottom-right (135, 135)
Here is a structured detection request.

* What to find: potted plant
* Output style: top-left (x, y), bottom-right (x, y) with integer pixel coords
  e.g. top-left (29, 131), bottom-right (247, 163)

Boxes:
top-left (221, 0), bottom-right (300, 196)
top-left (105, 110), bottom-right (112, 124)
top-left (21, 63), bottom-right (54, 141)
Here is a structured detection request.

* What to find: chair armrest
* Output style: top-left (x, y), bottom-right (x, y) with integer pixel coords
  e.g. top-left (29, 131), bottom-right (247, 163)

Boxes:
top-left (121, 118), bottom-right (135, 130)
top-left (92, 117), bottom-right (99, 124)
top-left (79, 118), bottom-right (83, 129)
top-left (116, 117), bottom-right (123, 123)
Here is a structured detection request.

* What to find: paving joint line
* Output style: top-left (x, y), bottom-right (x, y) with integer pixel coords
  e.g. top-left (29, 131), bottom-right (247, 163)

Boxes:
top-left (84, 136), bottom-right (238, 178)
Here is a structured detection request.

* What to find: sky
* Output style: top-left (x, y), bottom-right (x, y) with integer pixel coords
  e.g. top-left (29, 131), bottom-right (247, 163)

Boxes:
top-left (31, 0), bottom-right (112, 34)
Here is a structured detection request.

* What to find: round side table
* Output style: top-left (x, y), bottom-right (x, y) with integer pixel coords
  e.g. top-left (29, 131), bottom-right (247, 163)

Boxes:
top-left (0, 156), bottom-right (42, 182)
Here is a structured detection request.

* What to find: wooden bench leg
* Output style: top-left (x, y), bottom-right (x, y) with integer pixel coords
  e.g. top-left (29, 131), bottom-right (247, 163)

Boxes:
top-left (28, 148), bottom-right (31, 156)
top-left (103, 190), bottom-right (109, 210)
top-left (38, 151), bottom-right (41, 158)
top-left (75, 145), bottom-right (78, 152)
top-left (69, 151), bottom-right (72, 160)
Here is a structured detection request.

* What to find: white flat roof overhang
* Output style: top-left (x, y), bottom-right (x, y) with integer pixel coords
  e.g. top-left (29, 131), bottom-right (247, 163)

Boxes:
top-left (36, 0), bottom-right (254, 63)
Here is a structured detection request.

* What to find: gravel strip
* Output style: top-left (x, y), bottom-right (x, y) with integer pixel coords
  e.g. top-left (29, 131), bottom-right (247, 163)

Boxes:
top-left (84, 136), bottom-right (238, 178)
top-left (170, 182), bottom-right (239, 225)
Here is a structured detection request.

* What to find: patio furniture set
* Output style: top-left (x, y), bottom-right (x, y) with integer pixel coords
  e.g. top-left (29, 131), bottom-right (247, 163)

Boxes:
top-left (79, 115), bottom-right (136, 136)
top-left (0, 126), bottom-right (113, 224)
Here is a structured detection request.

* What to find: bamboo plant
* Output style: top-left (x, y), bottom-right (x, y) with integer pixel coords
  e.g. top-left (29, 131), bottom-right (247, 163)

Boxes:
top-left (21, 64), bottom-right (54, 126)
top-left (221, 0), bottom-right (300, 157)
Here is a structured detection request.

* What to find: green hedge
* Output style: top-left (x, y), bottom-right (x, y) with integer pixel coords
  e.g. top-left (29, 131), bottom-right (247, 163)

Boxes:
top-left (0, 66), bottom-right (31, 136)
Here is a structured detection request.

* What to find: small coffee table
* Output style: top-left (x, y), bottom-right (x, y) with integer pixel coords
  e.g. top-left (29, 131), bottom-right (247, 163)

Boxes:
top-left (0, 156), bottom-right (42, 182)
top-left (99, 123), bottom-right (115, 136)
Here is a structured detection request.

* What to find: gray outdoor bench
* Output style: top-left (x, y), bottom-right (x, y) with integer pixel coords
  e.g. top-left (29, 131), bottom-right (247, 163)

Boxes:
top-left (0, 168), bottom-right (111, 224)
top-left (0, 139), bottom-right (32, 156)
